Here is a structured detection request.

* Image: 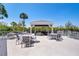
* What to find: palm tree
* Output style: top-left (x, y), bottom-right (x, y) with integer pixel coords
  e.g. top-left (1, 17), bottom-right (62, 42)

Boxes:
top-left (10, 21), bottom-right (17, 27)
top-left (19, 12), bottom-right (28, 31)
top-left (10, 21), bottom-right (17, 31)
top-left (0, 3), bottom-right (8, 19)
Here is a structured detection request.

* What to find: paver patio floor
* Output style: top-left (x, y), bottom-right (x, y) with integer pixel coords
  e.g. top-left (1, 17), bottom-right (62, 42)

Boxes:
top-left (7, 36), bottom-right (79, 56)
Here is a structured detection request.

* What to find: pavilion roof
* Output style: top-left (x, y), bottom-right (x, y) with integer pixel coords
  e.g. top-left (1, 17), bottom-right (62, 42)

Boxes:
top-left (31, 20), bottom-right (53, 26)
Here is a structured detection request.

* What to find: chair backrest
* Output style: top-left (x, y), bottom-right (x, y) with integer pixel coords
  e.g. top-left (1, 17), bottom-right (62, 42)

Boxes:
top-left (22, 36), bottom-right (30, 43)
top-left (57, 34), bottom-right (61, 38)
top-left (15, 33), bottom-right (20, 40)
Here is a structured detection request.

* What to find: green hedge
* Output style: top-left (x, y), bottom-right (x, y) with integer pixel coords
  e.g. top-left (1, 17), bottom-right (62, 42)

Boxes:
top-left (53, 26), bottom-right (79, 32)
top-left (31, 26), bottom-right (52, 33)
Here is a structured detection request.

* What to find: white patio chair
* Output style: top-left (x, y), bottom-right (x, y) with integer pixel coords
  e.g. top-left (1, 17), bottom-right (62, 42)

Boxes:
top-left (21, 36), bottom-right (33, 48)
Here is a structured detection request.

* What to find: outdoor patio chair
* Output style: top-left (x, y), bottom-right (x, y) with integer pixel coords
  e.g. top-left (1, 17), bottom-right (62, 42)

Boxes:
top-left (15, 33), bottom-right (20, 45)
top-left (31, 34), bottom-right (36, 39)
top-left (21, 36), bottom-right (33, 48)
top-left (57, 31), bottom-right (64, 36)
top-left (56, 34), bottom-right (62, 41)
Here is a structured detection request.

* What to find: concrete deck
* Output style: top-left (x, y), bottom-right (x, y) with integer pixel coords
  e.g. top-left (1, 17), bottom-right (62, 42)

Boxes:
top-left (7, 36), bottom-right (79, 56)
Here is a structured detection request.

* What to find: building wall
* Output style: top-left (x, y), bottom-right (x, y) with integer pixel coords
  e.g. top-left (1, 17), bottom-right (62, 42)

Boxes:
top-left (0, 37), bottom-right (7, 56)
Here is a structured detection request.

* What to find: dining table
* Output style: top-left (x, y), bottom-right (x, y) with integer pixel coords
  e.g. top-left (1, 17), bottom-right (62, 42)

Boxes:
top-left (50, 33), bottom-right (58, 39)
top-left (50, 33), bottom-right (61, 40)
top-left (17, 33), bottom-right (36, 47)
top-left (18, 33), bottom-right (35, 40)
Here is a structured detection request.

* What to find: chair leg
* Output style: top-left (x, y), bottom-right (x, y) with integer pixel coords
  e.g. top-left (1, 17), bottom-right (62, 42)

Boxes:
top-left (16, 40), bottom-right (19, 45)
top-left (21, 42), bottom-right (24, 48)
top-left (16, 40), bottom-right (18, 45)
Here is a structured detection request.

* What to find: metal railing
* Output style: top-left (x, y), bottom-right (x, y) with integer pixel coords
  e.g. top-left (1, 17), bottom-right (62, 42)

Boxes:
top-left (69, 31), bottom-right (79, 39)
top-left (57, 30), bottom-right (79, 39)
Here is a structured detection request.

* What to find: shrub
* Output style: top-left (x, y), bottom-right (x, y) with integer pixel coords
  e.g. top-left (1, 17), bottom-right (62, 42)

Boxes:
top-left (31, 26), bottom-right (52, 33)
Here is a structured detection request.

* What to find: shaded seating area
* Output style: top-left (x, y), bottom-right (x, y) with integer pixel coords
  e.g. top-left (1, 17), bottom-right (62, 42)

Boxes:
top-left (30, 20), bottom-right (53, 35)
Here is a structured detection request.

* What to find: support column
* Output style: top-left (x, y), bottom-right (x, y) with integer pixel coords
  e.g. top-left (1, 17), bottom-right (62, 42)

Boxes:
top-left (47, 25), bottom-right (50, 36)
top-left (30, 25), bottom-right (33, 34)
top-left (51, 25), bottom-right (53, 33)
top-left (48, 25), bottom-right (53, 35)
top-left (30, 26), bottom-right (32, 34)
top-left (35, 25), bottom-right (36, 35)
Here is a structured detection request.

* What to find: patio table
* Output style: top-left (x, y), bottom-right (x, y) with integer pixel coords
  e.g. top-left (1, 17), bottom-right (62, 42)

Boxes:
top-left (18, 33), bottom-right (35, 47)
top-left (18, 33), bottom-right (35, 40)
top-left (50, 33), bottom-right (58, 39)
top-left (50, 33), bottom-right (61, 40)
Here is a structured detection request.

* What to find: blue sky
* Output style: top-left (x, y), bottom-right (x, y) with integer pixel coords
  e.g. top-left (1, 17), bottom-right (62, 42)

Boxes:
top-left (1, 3), bottom-right (79, 27)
